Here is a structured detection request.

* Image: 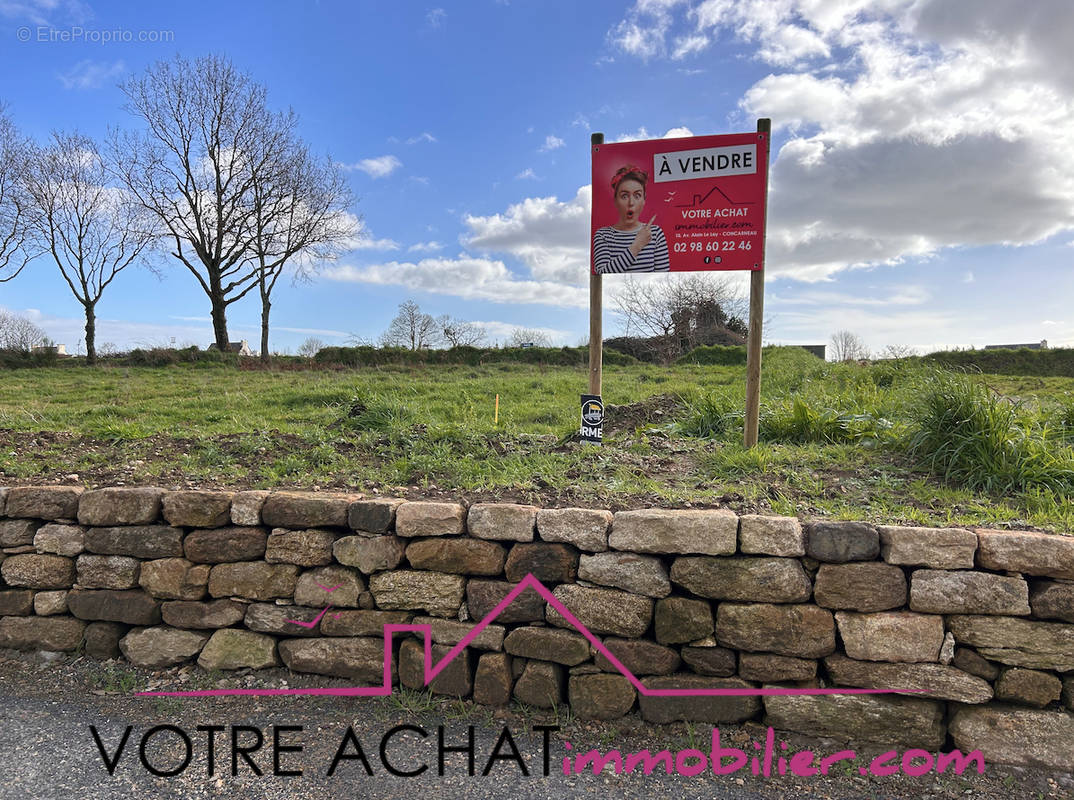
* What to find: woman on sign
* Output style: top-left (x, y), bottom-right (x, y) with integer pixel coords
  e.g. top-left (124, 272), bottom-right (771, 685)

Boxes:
top-left (593, 165), bottom-right (670, 274)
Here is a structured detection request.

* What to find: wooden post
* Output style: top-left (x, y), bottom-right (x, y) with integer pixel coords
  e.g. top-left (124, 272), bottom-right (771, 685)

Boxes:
top-left (589, 132), bottom-right (604, 397)
top-left (743, 118), bottom-right (771, 448)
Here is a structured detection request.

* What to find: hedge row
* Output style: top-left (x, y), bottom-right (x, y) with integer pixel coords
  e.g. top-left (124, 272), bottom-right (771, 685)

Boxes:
top-left (313, 345), bottom-right (639, 368)
top-left (923, 348), bottom-right (1074, 378)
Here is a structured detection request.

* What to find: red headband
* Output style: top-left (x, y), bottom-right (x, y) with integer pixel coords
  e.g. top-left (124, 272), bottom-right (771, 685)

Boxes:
top-left (611, 165), bottom-right (647, 191)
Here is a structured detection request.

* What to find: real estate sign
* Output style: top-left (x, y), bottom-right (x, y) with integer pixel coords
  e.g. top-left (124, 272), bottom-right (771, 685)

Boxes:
top-left (591, 132), bottom-right (769, 274)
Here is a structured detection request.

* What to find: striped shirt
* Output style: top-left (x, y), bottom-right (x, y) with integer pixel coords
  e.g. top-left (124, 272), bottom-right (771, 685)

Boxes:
top-left (592, 225), bottom-right (671, 274)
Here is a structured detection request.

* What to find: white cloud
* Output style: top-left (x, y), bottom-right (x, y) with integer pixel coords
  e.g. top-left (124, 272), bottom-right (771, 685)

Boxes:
top-left (350, 235), bottom-right (401, 251)
top-left (515, 168), bottom-right (538, 180)
top-left (771, 286), bottom-right (929, 307)
top-left (611, 128), bottom-right (652, 143)
top-left (57, 59), bottom-right (126, 90)
top-left (672, 34), bottom-right (708, 59)
top-left (612, 126), bottom-right (693, 143)
top-left (322, 258), bottom-right (588, 308)
top-left (317, 185), bottom-right (596, 309)
top-left (1, 0), bottom-right (92, 26)
top-left (607, 0), bottom-right (689, 60)
top-left (962, 271), bottom-right (975, 284)
top-left (340, 155), bottom-right (402, 179)
top-left (605, 1), bottom-right (1074, 282)
top-left (408, 241), bottom-right (443, 253)
top-left (768, 306), bottom-right (977, 354)
top-left (463, 185), bottom-right (591, 285)
top-left (769, 300), bottom-right (1074, 353)
top-left (609, 20), bottom-right (665, 60)
top-left (406, 132), bottom-right (437, 145)
top-left (539, 135), bottom-right (565, 152)
top-left (426, 7), bottom-right (446, 27)
top-left (471, 320), bottom-right (572, 345)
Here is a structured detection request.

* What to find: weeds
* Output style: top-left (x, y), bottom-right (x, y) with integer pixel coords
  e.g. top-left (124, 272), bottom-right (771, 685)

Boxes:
top-left (906, 374), bottom-right (1074, 494)
top-left (1053, 395), bottom-right (1074, 442)
top-left (384, 687), bottom-right (439, 716)
top-left (91, 663), bottom-right (144, 694)
top-left (342, 391), bottom-right (415, 432)
top-left (760, 397), bottom-right (894, 445)
top-left (675, 390), bottom-right (741, 438)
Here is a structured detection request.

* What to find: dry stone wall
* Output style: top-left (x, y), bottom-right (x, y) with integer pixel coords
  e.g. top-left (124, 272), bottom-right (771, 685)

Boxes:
top-left (1, 485), bottom-right (1074, 769)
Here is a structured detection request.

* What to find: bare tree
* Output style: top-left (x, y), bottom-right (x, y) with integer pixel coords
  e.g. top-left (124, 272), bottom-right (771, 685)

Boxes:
top-left (438, 314), bottom-right (485, 347)
top-left (0, 107), bottom-right (31, 283)
top-left (611, 274), bottom-right (747, 362)
top-left (113, 55), bottom-right (294, 351)
top-left (23, 132), bottom-right (155, 365)
top-left (247, 137), bottom-right (358, 363)
top-left (878, 343), bottom-right (918, 359)
top-left (507, 328), bottom-right (551, 347)
top-left (297, 336), bottom-right (324, 358)
top-left (0, 309), bottom-right (46, 351)
top-left (381, 301), bottom-right (442, 350)
top-left (830, 330), bottom-right (870, 362)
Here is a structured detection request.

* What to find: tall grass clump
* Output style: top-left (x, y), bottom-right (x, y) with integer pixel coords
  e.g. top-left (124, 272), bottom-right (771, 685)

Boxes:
top-left (675, 390), bottom-right (742, 438)
top-left (675, 353), bottom-right (915, 445)
top-left (341, 391), bottom-right (415, 432)
top-left (760, 396), bottom-right (894, 446)
top-left (1053, 396), bottom-right (1074, 443)
top-left (906, 373), bottom-right (1074, 494)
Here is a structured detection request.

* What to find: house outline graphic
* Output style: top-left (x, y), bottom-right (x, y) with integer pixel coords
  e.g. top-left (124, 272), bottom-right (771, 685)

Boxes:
top-left (140, 573), bottom-right (911, 699)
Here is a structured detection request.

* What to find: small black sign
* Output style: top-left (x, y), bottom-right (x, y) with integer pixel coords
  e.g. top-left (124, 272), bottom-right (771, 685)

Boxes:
top-left (580, 394), bottom-right (604, 444)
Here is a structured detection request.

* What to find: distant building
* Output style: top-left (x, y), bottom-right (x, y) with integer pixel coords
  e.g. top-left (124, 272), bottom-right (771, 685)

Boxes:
top-left (984, 340), bottom-right (1048, 351)
top-left (207, 339), bottom-right (256, 356)
top-left (797, 344), bottom-right (826, 360)
top-left (31, 344), bottom-right (69, 357)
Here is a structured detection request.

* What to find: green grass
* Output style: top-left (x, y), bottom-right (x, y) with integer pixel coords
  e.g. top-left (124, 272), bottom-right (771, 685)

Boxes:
top-left (1, 350), bottom-right (1073, 531)
top-left (906, 373), bottom-right (1074, 494)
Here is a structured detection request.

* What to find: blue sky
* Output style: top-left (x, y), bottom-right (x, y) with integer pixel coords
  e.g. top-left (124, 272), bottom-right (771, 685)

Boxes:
top-left (1, 0), bottom-right (1072, 355)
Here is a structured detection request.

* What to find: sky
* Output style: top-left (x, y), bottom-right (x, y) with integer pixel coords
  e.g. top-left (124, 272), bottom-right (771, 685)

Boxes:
top-left (0, 0), bottom-right (1072, 356)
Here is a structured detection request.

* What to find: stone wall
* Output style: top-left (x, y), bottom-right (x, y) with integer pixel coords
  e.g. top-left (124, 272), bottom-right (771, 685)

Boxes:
top-left (1, 484), bottom-right (1073, 769)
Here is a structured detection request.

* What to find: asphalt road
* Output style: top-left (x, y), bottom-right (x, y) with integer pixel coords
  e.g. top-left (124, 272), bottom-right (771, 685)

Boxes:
top-left (1, 649), bottom-right (1071, 800)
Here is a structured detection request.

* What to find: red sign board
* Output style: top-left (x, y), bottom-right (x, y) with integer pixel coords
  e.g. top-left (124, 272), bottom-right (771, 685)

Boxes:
top-left (590, 132), bottom-right (768, 274)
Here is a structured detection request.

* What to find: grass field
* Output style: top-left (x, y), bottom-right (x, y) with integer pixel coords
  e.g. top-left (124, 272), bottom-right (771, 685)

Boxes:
top-left (2, 347), bottom-right (1073, 531)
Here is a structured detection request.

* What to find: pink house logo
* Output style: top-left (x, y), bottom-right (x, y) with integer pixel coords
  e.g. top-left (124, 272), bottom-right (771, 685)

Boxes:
top-left (140, 574), bottom-right (908, 699)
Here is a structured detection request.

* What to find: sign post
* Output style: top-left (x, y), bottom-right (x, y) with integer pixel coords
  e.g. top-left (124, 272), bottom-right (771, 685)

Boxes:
top-left (584, 133), bottom-right (605, 444)
top-left (589, 133), bottom-right (605, 399)
top-left (743, 118), bottom-right (771, 447)
top-left (585, 123), bottom-right (770, 445)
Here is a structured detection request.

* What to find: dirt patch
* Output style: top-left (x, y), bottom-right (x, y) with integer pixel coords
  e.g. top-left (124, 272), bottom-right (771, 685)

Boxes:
top-left (603, 393), bottom-right (684, 435)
